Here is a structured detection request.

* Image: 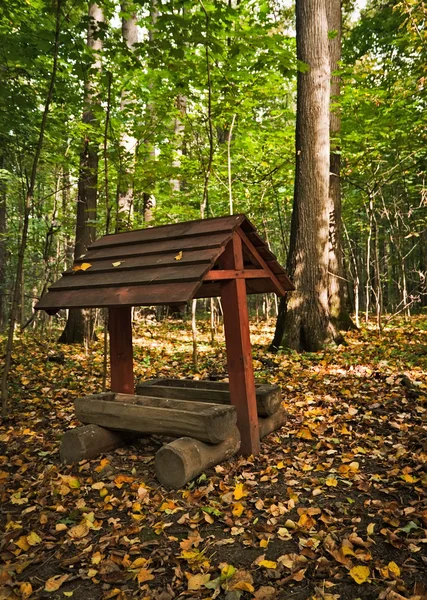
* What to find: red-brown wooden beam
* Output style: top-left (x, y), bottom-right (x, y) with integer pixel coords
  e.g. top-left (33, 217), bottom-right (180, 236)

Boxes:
top-left (237, 229), bottom-right (288, 296)
top-left (204, 269), bottom-right (268, 281)
top-left (219, 234), bottom-right (260, 456)
top-left (108, 306), bottom-right (134, 394)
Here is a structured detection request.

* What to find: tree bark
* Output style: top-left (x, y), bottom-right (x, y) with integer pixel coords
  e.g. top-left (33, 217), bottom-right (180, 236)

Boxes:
top-left (326, 0), bottom-right (355, 331)
top-left (58, 3), bottom-right (104, 344)
top-left (0, 153), bottom-right (6, 331)
top-left (271, 0), bottom-right (339, 352)
top-left (1, 0), bottom-right (62, 416)
top-left (116, 2), bottom-right (139, 232)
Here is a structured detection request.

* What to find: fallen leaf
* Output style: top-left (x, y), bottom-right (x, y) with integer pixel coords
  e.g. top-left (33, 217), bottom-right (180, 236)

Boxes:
top-left (233, 483), bottom-right (247, 500)
top-left (26, 532), bottom-right (42, 546)
top-left (137, 568), bottom-right (154, 584)
top-left (187, 573), bottom-right (211, 590)
top-left (44, 574), bottom-right (69, 592)
top-left (349, 565), bottom-right (370, 584)
top-left (259, 560), bottom-right (277, 569)
top-left (175, 251), bottom-right (183, 261)
top-left (67, 522), bottom-right (89, 539)
top-left (112, 262), bottom-right (122, 267)
top-left (387, 561), bottom-right (401, 577)
top-left (232, 502), bottom-right (244, 517)
top-left (19, 583), bottom-right (32, 599)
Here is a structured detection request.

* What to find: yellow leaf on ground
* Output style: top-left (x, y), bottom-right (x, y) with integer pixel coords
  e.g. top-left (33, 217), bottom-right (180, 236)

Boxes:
top-left (259, 560), bottom-right (277, 569)
top-left (91, 552), bottom-right (102, 565)
top-left (388, 561), bottom-right (401, 577)
top-left (26, 532), bottom-right (42, 546)
top-left (297, 427), bottom-right (313, 440)
top-left (367, 523), bottom-right (375, 535)
top-left (221, 564), bottom-right (236, 579)
top-left (68, 522), bottom-right (89, 539)
top-left (44, 574), bottom-right (69, 592)
top-left (232, 502), bottom-right (244, 517)
top-left (87, 569), bottom-right (97, 578)
top-left (19, 582), bottom-right (32, 599)
top-left (260, 539), bottom-right (269, 548)
top-left (326, 476), bottom-right (338, 487)
top-left (137, 568), bottom-right (154, 584)
top-left (16, 536), bottom-right (30, 551)
top-left (349, 565), bottom-right (370, 584)
top-left (233, 483), bottom-right (247, 500)
top-left (232, 580), bottom-right (255, 592)
top-left (130, 558), bottom-right (148, 569)
top-left (187, 573), bottom-right (211, 590)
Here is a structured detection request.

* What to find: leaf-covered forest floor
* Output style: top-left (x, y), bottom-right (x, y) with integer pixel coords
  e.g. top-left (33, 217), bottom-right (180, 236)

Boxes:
top-left (1, 314), bottom-right (427, 600)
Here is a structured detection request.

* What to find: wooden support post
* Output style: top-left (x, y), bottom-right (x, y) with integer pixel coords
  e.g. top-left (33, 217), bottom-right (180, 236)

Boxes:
top-left (220, 234), bottom-right (260, 456)
top-left (108, 306), bottom-right (134, 394)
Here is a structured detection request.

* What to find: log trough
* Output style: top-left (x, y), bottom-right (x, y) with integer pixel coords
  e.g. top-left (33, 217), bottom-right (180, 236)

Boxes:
top-left (35, 215), bottom-right (293, 486)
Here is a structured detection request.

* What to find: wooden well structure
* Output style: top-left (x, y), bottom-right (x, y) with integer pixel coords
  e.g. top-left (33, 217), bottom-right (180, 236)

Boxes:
top-left (36, 214), bottom-right (294, 456)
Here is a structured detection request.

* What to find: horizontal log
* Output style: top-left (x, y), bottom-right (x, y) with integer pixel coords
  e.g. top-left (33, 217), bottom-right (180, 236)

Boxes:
top-left (135, 379), bottom-right (282, 417)
top-left (258, 408), bottom-right (287, 439)
top-left (60, 424), bottom-right (137, 464)
top-left (75, 393), bottom-right (236, 444)
top-left (155, 427), bottom-right (241, 489)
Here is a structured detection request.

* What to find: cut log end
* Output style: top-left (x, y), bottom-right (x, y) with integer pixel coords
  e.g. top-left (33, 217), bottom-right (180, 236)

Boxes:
top-left (155, 428), bottom-right (241, 489)
top-left (60, 424), bottom-right (137, 464)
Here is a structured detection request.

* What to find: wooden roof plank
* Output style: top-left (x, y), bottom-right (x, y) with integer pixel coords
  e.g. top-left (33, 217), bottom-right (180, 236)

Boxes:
top-left (89, 214), bottom-right (245, 250)
top-left (49, 264), bottom-right (211, 291)
top-left (36, 281), bottom-right (200, 310)
top-left (82, 231), bottom-right (231, 262)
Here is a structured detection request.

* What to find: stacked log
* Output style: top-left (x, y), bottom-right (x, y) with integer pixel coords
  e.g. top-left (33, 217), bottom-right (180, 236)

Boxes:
top-left (60, 380), bottom-right (286, 488)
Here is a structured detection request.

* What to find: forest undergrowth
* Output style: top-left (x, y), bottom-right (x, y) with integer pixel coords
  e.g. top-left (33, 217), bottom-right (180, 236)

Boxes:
top-left (0, 315), bottom-right (426, 600)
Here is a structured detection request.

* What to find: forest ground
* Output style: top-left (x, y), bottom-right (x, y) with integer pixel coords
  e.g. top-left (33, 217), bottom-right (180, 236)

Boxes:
top-left (0, 314), bottom-right (426, 600)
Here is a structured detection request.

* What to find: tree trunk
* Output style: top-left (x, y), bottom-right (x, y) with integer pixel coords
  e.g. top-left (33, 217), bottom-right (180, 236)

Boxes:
top-left (58, 3), bottom-right (104, 344)
top-left (1, 0), bottom-right (62, 416)
top-left (0, 153), bottom-right (6, 331)
top-left (116, 2), bottom-right (138, 232)
top-left (271, 0), bottom-right (339, 352)
top-left (326, 0), bottom-right (355, 331)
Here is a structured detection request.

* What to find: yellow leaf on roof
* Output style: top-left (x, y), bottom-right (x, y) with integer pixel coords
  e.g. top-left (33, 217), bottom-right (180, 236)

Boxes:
top-left (175, 251), bottom-right (183, 261)
top-left (80, 263), bottom-right (92, 271)
top-left (112, 261), bottom-right (122, 267)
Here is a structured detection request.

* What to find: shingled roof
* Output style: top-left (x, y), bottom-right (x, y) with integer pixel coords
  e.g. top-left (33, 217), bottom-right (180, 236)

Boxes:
top-left (36, 214), bottom-right (294, 314)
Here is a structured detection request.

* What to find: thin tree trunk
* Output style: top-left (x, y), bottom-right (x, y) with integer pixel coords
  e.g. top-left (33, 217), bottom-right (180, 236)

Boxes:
top-left (0, 153), bottom-right (7, 331)
top-left (116, 2), bottom-right (138, 232)
top-left (326, 0), bottom-right (354, 331)
top-left (227, 114), bottom-right (236, 215)
top-left (191, 299), bottom-right (198, 371)
top-left (199, 0), bottom-right (214, 219)
top-left (58, 3), bottom-right (104, 344)
top-left (271, 0), bottom-right (340, 352)
top-left (1, 0), bottom-right (62, 417)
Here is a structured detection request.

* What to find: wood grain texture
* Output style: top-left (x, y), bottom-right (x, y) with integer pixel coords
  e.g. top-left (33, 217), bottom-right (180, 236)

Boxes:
top-left (220, 235), bottom-right (260, 455)
top-left (135, 379), bottom-right (282, 417)
top-left (109, 306), bottom-right (134, 394)
top-left (60, 424), bottom-right (137, 464)
top-left (75, 393), bottom-right (237, 444)
top-left (155, 427), bottom-right (241, 489)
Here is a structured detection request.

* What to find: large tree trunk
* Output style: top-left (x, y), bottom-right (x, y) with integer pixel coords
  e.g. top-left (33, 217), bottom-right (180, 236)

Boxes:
top-left (326, 0), bottom-right (355, 331)
top-left (271, 0), bottom-right (339, 352)
top-left (116, 2), bottom-right (138, 233)
top-left (58, 3), bottom-right (104, 344)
